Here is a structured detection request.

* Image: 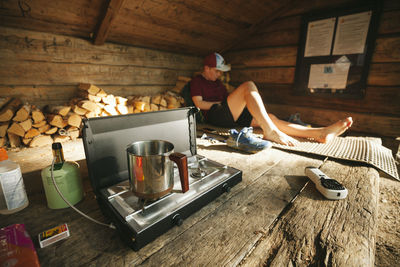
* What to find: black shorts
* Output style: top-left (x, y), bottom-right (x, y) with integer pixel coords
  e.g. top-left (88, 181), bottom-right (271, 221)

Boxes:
top-left (206, 99), bottom-right (253, 128)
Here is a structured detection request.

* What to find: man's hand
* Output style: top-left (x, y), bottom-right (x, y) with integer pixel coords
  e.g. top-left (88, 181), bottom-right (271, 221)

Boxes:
top-left (192, 96), bottom-right (220, 110)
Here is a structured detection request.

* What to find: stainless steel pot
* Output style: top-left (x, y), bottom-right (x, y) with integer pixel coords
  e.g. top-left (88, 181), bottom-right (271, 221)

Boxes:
top-left (126, 140), bottom-right (189, 200)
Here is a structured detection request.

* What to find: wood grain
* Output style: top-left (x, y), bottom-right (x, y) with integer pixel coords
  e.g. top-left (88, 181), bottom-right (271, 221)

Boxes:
top-left (241, 161), bottom-right (379, 266)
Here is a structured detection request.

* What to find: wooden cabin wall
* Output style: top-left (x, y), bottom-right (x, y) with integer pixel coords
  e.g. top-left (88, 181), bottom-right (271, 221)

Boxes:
top-left (225, 0), bottom-right (400, 139)
top-left (0, 26), bottom-right (202, 108)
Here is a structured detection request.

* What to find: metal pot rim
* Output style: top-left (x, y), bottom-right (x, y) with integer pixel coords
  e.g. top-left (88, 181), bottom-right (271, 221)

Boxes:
top-left (126, 140), bottom-right (174, 157)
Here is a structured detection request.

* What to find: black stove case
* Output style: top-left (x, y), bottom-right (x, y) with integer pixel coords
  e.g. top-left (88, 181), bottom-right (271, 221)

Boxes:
top-left (82, 107), bottom-right (242, 250)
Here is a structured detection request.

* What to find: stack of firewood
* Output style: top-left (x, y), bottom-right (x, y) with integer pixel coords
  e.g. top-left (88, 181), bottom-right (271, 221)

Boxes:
top-left (0, 83), bottom-right (185, 149)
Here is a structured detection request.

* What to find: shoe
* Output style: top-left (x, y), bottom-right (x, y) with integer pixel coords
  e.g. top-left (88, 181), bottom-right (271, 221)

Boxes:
top-left (288, 113), bottom-right (311, 127)
top-left (226, 127), bottom-right (272, 153)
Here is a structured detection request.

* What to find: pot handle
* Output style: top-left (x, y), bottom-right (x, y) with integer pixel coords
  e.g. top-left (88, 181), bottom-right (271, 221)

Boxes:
top-left (169, 152), bottom-right (189, 193)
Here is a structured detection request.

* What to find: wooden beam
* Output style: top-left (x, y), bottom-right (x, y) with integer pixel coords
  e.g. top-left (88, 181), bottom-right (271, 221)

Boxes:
top-left (93, 0), bottom-right (125, 45)
top-left (220, 0), bottom-right (298, 53)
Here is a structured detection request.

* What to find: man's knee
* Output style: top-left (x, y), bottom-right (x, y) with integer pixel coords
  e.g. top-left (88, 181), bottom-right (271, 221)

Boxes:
top-left (241, 81), bottom-right (258, 94)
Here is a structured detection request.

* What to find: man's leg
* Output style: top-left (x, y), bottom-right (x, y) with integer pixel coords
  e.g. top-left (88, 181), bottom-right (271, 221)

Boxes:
top-left (227, 81), bottom-right (353, 145)
top-left (227, 81), bottom-right (298, 146)
top-left (267, 114), bottom-right (353, 143)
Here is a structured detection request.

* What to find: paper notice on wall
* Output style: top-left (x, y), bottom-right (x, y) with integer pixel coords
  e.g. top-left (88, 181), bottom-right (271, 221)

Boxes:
top-left (333, 11), bottom-right (371, 55)
top-left (304, 17), bottom-right (336, 57)
top-left (308, 63), bottom-right (350, 89)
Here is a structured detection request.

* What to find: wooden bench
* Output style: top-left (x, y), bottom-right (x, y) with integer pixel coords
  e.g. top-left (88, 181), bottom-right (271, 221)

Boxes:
top-left (1, 136), bottom-right (380, 266)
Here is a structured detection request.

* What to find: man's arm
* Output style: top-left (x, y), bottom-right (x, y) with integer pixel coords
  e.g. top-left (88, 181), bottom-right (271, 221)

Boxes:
top-left (192, 96), bottom-right (220, 110)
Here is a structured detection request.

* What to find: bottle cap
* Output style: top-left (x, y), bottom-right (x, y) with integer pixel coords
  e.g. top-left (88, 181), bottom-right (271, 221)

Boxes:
top-left (0, 148), bottom-right (8, 161)
top-left (52, 142), bottom-right (62, 150)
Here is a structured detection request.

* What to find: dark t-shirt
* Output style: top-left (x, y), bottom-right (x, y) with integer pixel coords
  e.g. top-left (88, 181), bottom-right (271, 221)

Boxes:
top-left (190, 75), bottom-right (228, 118)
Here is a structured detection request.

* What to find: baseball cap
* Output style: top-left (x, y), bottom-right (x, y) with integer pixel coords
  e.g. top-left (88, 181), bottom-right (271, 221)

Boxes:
top-left (203, 52), bottom-right (231, 72)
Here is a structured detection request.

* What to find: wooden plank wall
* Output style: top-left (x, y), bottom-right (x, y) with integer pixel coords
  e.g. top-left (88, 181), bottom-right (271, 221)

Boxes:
top-left (0, 26), bottom-right (202, 107)
top-left (226, 0), bottom-right (400, 138)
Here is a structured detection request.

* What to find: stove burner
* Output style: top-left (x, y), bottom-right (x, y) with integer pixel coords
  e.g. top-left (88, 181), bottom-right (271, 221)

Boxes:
top-left (191, 170), bottom-right (206, 178)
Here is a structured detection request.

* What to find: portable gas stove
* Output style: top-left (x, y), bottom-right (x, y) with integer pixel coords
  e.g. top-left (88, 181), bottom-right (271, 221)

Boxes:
top-left (82, 107), bottom-right (242, 250)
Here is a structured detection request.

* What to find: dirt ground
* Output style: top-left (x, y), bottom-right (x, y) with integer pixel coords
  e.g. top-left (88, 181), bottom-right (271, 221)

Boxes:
top-left (375, 174), bottom-right (400, 266)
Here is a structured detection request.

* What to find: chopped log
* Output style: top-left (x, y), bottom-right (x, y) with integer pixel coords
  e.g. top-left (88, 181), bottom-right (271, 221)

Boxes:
top-left (96, 102), bottom-right (105, 109)
top-left (38, 124), bottom-right (51, 134)
top-left (8, 133), bottom-right (21, 148)
top-left (85, 111), bottom-right (97, 118)
top-left (102, 94), bottom-right (116, 106)
top-left (67, 114), bottom-right (82, 128)
top-left (143, 103), bottom-right (151, 112)
top-left (78, 91), bottom-right (102, 102)
top-left (0, 97), bottom-right (11, 111)
top-left (32, 120), bottom-right (47, 128)
top-left (79, 100), bottom-right (98, 112)
top-left (73, 105), bottom-right (88, 115)
top-left (30, 135), bottom-right (53, 148)
top-left (69, 98), bottom-right (82, 106)
top-left (48, 114), bottom-right (68, 128)
top-left (96, 89), bottom-right (107, 97)
top-left (150, 103), bottom-right (159, 111)
top-left (172, 80), bottom-right (188, 93)
top-left (140, 96), bottom-right (151, 104)
top-left (45, 105), bottom-right (71, 117)
top-left (0, 122), bottom-right (9, 138)
top-left (133, 101), bottom-right (146, 112)
top-left (24, 128), bottom-right (40, 139)
top-left (79, 83), bottom-right (101, 95)
top-left (53, 135), bottom-right (70, 143)
top-left (160, 97), bottom-right (167, 107)
top-left (88, 94), bottom-right (102, 103)
top-left (0, 98), bottom-right (22, 122)
top-left (0, 137), bottom-right (6, 147)
top-left (127, 106), bottom-right (134, 114)
top-left (45, 127), bottom-right (58, 135)
top-left (22, 138), bottom-right (32, 146)
top-left (115, 96), bottom-right (128, 105)
top-left (31, 109), bottom-right (45, 123)
top-left (66, 126), bottom-right (80, 140)
top-left (152, 94), bottom-right (162, 105)
top-left (103, 105), bottom-right (118, 115)
top-left (116, 105), bottom-right (128, 115)
top-left (100, 110), bottom-right (110, 117)
top-left (13, 104), bottom-right (31, 122)
top-left (159, 106), bottom-right (167, 111)
top-left (7, 122), bottom-right (25, 137)
top-left (165, 95), bottom-right (181, 109)
top-left (19, 119), bottom-right (32, 132)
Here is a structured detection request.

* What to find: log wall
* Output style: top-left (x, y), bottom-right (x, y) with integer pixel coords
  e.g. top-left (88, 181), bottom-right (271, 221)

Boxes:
top-left (226, 0), bottom-right (400, 138)
top-left (0, 26), bottom-right (202, 107)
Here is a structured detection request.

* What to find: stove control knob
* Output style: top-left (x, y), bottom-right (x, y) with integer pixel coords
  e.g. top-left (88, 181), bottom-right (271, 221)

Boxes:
top-left (222, 183), bottom-right (231, 193)
top-left (173, 214), bottom-right (183, 226)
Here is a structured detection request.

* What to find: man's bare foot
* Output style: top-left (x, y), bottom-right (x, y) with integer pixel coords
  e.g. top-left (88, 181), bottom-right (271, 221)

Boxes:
top-left (263, 128), bottom-right (298, 146)
top-left (316, 117), bottom-right (353, 143)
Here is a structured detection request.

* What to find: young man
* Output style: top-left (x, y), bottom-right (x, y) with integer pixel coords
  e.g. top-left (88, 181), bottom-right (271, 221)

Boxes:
top-left (190, 52), bottom-right (353, 146)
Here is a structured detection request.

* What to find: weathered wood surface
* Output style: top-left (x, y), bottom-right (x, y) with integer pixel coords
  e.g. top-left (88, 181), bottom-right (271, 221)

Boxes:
top-left (0, 26), bottom-right (201, 107)
top-left (230, 63), bottom-right (400, 86)
top-left (257, 84), bottom-right (400, 116)
top-left (240, 160), bottom-right (379, 266)
top-left (1, 136), bottom-right (381, 266)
